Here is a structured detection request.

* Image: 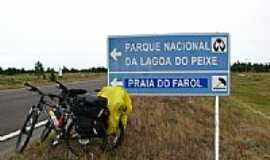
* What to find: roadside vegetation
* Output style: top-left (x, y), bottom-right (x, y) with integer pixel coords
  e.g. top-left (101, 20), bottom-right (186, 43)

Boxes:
top-left (7, 72), bottom-right (270, 159)
top-left (219, 73), bottom-right (270, 159)
top-left (0, 72), bottom-right (106, 90)
top-left (0, 61), bottom-right (107, 90)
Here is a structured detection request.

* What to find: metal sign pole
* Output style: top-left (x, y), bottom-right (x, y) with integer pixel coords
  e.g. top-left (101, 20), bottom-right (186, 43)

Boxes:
top-left (215, 96), bottom-right (220, 160)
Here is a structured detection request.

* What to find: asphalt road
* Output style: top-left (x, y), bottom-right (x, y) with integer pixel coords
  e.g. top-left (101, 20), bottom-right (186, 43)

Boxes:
top-left (0, 79), bottom-right (105, 136)
top-left (0, 79), bottom-right (105, 158)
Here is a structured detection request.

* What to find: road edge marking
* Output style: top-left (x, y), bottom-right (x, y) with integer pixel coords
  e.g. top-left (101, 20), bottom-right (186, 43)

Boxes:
top-left (0, 120), bottom-right (48, 142)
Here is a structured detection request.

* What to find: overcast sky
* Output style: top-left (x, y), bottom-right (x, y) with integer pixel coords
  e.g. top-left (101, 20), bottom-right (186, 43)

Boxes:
top-left (0, 0), bottom-right (269, 69)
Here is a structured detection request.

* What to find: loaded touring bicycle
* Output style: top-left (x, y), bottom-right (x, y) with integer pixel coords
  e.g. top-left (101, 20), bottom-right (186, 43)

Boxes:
top-left (16, 81), bottom-right (131, 156)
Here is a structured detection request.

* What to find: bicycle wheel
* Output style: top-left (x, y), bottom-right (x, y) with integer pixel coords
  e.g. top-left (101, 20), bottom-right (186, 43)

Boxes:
top-left (65, 121), bottom-right (107, 157)
top-left (40, 121), bottom-right (53, 143)
top-left (16, 110), bottom-right (38, 153)
top-left (104, 121), bottom-right (124, 151)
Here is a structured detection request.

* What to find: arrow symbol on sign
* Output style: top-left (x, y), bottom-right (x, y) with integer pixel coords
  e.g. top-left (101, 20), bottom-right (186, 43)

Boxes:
top-left (110, 78), bottom-right (123, 86)
top-left (110, 48), bottom-right (122, 61)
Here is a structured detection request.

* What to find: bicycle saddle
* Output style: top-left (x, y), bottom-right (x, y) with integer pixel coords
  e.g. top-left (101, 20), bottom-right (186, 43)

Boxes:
top-left (77, 95), bottom-right (107, 108)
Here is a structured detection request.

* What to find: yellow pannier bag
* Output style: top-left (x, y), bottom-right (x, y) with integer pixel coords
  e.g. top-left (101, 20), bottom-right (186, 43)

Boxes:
top-left (97, 86), bottom-right (132, 135)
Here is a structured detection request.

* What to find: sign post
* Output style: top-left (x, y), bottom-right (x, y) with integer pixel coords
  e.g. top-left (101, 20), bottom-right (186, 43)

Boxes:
top-left (215, 96), bottom-right (220, 160)
top-left (108, 33), bottom-right (230, 159)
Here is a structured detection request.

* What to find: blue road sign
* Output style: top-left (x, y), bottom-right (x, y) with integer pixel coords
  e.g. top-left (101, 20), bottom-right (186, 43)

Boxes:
top-left (108, 33), bottom-right (230, 96)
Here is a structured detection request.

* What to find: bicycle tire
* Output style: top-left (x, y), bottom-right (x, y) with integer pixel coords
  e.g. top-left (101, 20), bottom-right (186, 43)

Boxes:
top-left (104, 121), bottom-right (124, 151)
top-left (65, 120), bottom-right (107, 157)
top-left (16, 110), bottom-right (38, 153)
top-left (40, 121), bottom-right (53, 143)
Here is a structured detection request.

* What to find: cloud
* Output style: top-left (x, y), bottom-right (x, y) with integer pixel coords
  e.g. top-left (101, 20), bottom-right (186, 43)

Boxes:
top-left (0, 0), bottom-right (269, 69)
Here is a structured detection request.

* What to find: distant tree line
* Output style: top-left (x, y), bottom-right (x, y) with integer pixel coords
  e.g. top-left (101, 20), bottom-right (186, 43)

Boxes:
top-left (61, 66), bottom-right (107, 73)
top-left (0, 61), bottom-right (108, 76)
top-left (231, 61), bottom-right (270, 72)
top-left (1, 61), bottom-right (269, 75)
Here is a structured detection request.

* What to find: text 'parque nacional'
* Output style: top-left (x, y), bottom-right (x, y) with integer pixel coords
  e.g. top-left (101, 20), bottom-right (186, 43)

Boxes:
top-left (124, 41), bottom-right (210, 53)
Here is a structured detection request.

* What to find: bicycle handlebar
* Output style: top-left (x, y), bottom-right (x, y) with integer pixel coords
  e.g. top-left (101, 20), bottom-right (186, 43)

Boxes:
top-left (55, 81), bottom-right (68, 92)
top-left (24, 82), bottom-right (61, 100)
top-left (24, 82), bottom-right (44, 95)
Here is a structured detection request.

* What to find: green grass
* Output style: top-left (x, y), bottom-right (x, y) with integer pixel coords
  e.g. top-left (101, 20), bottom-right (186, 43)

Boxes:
top-left (217, 73), bottom-right (270, 159)
top-left (0, 73), bottom-right (106, 90)
top-left (8, 72), bottom-right (270, 160)
top-left (230, 73), bottom-right (270, 113)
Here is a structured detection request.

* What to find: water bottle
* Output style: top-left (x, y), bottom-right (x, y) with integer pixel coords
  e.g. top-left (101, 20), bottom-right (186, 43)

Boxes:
top-left (49, 110), bottom-right (59, 127)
